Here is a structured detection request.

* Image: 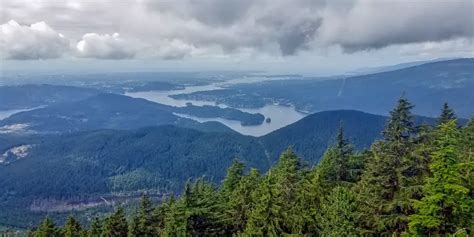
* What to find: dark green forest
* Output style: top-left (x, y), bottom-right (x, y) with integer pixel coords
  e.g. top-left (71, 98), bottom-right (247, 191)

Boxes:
top-left (24, 99), bottom-right (473, 236)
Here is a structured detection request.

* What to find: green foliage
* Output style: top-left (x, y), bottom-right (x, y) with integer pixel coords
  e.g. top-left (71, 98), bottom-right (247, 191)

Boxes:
top-left (438, 102), bottom-right (457, 125)
top-left (35, 217), bottom-right (61, 237)
top-left (88, 217), bottom-right (103, 237)
top-left (224, 168), bottom-right (260, 234)
top-left (63, 216), bottom-right (82, 237)
top-left (220, 159), bottom-right (246, 201)
top-left (317, 126), bottom-right (354, 187)
top-left (318, 186), bottom-right (359, 237)
top-left (244, 148), bottom-right (305, 235)
top-left (28, 101), bottom-right (474, 237)
top-left (102, 207), bottom-right (128, 237)
top-left (409, 121), bottom-right (473, 236)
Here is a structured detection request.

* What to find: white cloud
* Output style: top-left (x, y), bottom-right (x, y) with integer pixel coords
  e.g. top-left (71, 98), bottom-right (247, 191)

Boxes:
top-left (1, 0), bottom-right (473, 61)
top-left (0, 20), bottom-right (70, 60)
top-left (76, 33), bottom-right (136, 59)
top-left (156, 40), bottom-right (196, 60)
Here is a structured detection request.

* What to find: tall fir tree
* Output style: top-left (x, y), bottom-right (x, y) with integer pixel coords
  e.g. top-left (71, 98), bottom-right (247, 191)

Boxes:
top-left (88, 217), bottom-right (103, 237)
top-left (244, 148), bottom-right (305, 235)
top-left (150, 199), bottom-right (169, 235)
top-left (459, 119), bottom-right (474, 201)
top-left (225, 168), bottom-right (260, 234)
top-left (35, 217), bottom-right (60, 237)
top-left (63, 215), bottom-right (82, 237)
top-left (438, 102), bottom-right (457, 125)
top-left (244, 175), bottom-right (283, 236)
top-left (137, 194), bottom-right (156, 236)
top-left (102, 207), bottom-right (128, 237)
top-left (409, 121), bottom-right (473, 236)
top-left (221, 159), bottom-right (245, 200)
top-left (356, 96), bottom-right (421, 235)
top-left (317, 126), bottom-right (354, 187)
top-left (318, 186), bottom-right (359, 236)
top-left (128, 214), bottom-right (141, 237)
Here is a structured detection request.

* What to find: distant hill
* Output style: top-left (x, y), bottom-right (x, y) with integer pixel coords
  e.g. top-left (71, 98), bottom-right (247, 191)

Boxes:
top-left (346, 58), bottom-right (455, 75)
top-left (0, 84), bottom-right (100, 110)
top-left (0, 93), bottom-right (258, 134)
top-left (261, 110), bottom-right (387, 163)
top-left (174, 59), bottom-right (474, 118)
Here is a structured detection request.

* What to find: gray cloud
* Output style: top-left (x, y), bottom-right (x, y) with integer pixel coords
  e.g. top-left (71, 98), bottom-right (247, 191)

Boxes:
top-left (319, 0), bottom-right (474, 52)
top-left (1, 0), bottom-right (473, 60)
top-left (0, 20), bottom-right (70, 60)
top-left (144, 0), bottom-right (474, 55)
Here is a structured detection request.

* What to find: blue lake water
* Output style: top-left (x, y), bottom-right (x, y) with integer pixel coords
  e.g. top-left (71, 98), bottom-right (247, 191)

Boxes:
top-left (126, 77), bottom-right (307, 136)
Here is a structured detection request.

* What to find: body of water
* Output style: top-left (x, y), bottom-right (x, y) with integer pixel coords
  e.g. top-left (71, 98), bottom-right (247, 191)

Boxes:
top-left (126, 77), bottom-right (307, 136)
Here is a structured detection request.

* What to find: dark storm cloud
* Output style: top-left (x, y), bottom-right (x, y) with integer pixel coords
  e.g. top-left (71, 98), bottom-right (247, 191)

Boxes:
top-left (144, 0), bottom-right (474, 55)
top-left (318, 0), bottom-right (474, 52)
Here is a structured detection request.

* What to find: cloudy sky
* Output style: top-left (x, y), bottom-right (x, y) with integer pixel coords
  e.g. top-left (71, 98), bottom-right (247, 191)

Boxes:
top-left (1, 0), bottom-right (473, 75)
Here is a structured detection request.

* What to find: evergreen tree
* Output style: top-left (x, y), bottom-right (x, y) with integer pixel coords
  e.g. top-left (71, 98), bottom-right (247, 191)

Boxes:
top-left (162, 195), bottom-right (188, 236)
top-left (244, 148), bottom-right (305, 235)
top-left (409, 121), bottom-right (473, 235)
top-left (35, 217), bottom-right (60, 237)
top-left (244, 176), bottom-right (282, 236)
top-left (63, 215), bottom-right (82, 237)
top-left (162, 179), bottom-right (225, 236)
top-left (438, 102), bottom-right (457, 125)
top-left (318, 186), bottom-right (359, 237)
top-left (138, 194), bottom-right (156, 236)
top-left (356, 96), bottom-right (420, 235)
top-left (221, 159), bottom-right (245, 199)
top-left (88, 217), bottom-right (102, 237)
top-left (317, 126), bottom-right (354, 187)
top-left (128, 215), bottom-right (141, 237)
top-left (225, 168), bottom-right (260, 234)
top-left (383, 95), bottom-right (416, 142)
top-left (150, 200), bottom-right (169, 235)
top-left (102, 207), bottom-right (128, 237)
top-left (459, 119), bottom-right (474, 200)
top-left (186, 179), bottom-right (225, 236)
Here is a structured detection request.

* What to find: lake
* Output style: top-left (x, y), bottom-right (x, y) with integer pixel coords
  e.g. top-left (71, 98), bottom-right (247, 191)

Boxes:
top-left (126, 77), bottom-right (307, 136)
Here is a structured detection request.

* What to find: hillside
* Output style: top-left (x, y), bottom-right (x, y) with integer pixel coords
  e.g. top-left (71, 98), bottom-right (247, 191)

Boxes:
top-left (0, 93), bottom-right (257, 134)
top-left (0, 84), bottom-right (100, 110)
top-left (0, 110), bottom-right (403, 226)
top-left (173, 59), bottom-right (474, 117)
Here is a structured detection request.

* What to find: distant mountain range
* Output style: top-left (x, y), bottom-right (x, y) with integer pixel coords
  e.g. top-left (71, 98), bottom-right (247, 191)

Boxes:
top-left (0, 84), bottom-right (99, 110)
top-left (172, 58), bottom-right (474, 118)
top-left (346, 58), bottom-right (456, 75)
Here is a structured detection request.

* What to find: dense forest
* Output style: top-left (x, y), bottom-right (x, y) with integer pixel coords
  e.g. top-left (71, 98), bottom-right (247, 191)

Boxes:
top-left (23, 98), bottom-right (473, 236)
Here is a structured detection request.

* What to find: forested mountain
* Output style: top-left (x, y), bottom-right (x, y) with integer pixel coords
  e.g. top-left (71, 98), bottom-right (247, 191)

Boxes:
top-left (0, 107), bottom-right (452, 228)
top-left (0, 93), bottom-right (260, 134)
top-left (0, 110), bottom-right (389, 226)
top-left (173, 59), bottom-right (474, 117)
top-left (0, 84), bottom-right (100, 110)
top-left (22, 99), bottom-right (474, 236)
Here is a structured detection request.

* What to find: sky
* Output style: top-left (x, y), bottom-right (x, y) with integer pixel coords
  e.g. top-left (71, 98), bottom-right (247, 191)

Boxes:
top-left (1, 0), bottom-right (473, 75)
